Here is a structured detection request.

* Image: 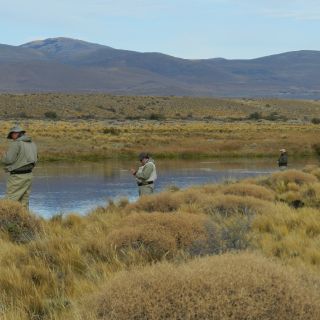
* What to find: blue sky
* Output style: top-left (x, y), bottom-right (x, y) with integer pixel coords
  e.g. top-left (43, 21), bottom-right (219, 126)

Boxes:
top-left (1, 0), bottom-right (320, 59)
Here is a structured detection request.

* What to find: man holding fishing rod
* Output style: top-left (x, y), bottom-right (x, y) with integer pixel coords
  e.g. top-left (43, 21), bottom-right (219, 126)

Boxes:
top-left (2, 126), bottom-right (37, 209)
top-left (131, 153), bottom-right (157, 196)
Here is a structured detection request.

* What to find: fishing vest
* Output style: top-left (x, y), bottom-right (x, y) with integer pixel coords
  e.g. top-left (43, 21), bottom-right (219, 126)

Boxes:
top-left (137, 161), bottom-right (157, 182)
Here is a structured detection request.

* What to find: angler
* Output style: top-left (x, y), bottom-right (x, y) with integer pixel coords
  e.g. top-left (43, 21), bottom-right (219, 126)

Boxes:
top-left (131, 152), bottom-right (157, 196)
top-left (2, 126), bottom-right (38, 209)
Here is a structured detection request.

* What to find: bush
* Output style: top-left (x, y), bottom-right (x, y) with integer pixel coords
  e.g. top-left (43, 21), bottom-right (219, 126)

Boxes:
top-left (90, 253), bottom-right (320, 320)
top-left (312, 143), bottom-right (320, 156)
top-left (102, 127), bottom-right (121, 135)
top-left (149, 113), bottom-right (165, 121)
top-left (126, 192), bottom-right (180, 213)
top-left (200, 194), bottom-right (270, 216)
top-left (268, 170), bottom-right (317, 188)
top-left (221, 182), bottom-right (275, 201)
top-left (265, 111), bottom-right (284, 121)
top-left (311, 118), bottom-right (320, 124)
top-left (44, 111), bottom-right (58, 119)
top-left (248, 112), bottom-right (262, 120)
top-left (251, 204), bottom-right (320, 269)
top-left (106, 212), bottom-right (218, 260)
top-left (0, 200), bottom-right (41, 243)
top-left (301, 182), bottom-right (320, 207)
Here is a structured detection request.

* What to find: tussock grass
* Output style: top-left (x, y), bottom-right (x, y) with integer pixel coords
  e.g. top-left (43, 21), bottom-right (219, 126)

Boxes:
top-left (251, 204), bottom-right (320, 270)
top-left (0, 168), bottom-right (320, 319)
top-left (0, 119), bottom-right (319, 160)
top-left (0, 200), bottom-right (41, 243)
top-left (220, 182), bottom-right (275, 201)
top-left (90, 252), bottom-right (320, 320)
top-left (106, 212), bottom-right (216, 260)
top-left (268, 169), bottom-right (317, 188)
top-left (199, 194), bottom-right (270, 216)
top-left (126, 192), bottom-right (181, 213)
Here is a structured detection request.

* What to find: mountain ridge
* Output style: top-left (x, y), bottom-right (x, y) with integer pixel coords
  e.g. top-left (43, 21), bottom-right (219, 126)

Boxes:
top-left (0, 37), bottom-right (318, 98)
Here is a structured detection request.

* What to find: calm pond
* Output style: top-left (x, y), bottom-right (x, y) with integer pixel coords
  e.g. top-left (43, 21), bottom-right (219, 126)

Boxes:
top-left (0, 158), bottom-right (317, 217)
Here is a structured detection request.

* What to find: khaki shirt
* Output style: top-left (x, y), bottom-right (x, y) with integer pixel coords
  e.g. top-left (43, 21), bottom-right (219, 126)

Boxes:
top-left (2, 135), bottom-right (37, 172)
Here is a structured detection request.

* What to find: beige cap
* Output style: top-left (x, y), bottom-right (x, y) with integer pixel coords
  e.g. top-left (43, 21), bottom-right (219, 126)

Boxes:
top-left (7, 126), bottom-right (25, 139)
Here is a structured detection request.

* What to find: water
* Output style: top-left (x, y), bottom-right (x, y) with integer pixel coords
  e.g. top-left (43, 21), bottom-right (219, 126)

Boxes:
top-left (0, 158), bottom-right (317, 217)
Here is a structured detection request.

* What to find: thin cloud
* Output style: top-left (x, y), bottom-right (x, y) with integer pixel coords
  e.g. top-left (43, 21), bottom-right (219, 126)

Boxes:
top-left (262, 9), bottom-right (320, 21)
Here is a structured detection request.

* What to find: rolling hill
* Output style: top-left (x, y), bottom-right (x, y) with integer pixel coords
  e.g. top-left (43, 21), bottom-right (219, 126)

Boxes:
top-left (0, 37), bottom-right (318, 98)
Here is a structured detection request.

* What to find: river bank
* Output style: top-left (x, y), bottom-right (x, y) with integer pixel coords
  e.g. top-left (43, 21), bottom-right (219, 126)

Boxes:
top-left (0, 167), bottom-right (319, 319)
top-left (0, 120), bottom-right (320, 162)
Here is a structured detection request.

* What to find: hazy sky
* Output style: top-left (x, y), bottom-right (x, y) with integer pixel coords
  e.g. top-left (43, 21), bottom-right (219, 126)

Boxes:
top-left (1, 0), bottom-right (319, 59)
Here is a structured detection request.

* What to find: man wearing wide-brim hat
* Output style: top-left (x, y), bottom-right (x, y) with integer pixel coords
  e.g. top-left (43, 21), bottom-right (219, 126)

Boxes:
top-left (278, 148), bottom-right (288, 170)
top-left (131, 152), bottom-right (157, 196)
top-left (2, 126), bottom-right (38, 209)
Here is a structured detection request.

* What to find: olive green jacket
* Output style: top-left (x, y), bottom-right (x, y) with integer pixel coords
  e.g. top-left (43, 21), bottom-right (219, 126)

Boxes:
top-left (2, 135), bottom-right (38, 172)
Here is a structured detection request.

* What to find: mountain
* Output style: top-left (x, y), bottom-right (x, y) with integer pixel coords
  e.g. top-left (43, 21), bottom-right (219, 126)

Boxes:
top-left (0, 37), bottom-right (319, 98)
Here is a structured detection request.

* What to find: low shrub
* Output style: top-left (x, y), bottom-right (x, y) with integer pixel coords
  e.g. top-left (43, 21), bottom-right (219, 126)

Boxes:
top-left (102, 127), bottom-right (121, 135)
top-left (250, 204), bottom-right (320, 269)
top-left (105, 212), bottom-right (218, 260)
top-left (248, 111), bottom-right (262, 120)
top-left (126, 192), bottom-right (180, 213)
top-left (0, 200), bottom-right (41, 243)
top-left (90, 253), bottom-right (320, 320)
top-left (221, 182), bottom-right (275, 201)
top-left (200, 194), bottom-right (270, 216)
top-left (149, 113), bottom-right (165, 120)
top-left (44, 111), bottom-right (58, 119)
top-left (266, 170), bottom-right (317, 192)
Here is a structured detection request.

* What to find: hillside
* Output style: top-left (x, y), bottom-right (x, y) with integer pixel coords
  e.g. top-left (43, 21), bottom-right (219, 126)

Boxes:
top-left (0, 37), bottom-right (319, 98)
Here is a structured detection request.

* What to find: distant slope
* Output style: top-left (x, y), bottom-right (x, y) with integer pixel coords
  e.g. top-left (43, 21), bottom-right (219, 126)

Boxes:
top-left (0, 37), bottom-right (318, 98)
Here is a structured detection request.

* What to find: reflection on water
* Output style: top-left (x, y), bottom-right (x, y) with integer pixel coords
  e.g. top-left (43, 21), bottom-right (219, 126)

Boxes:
top-left (0, 158), bottom-right (317, 217)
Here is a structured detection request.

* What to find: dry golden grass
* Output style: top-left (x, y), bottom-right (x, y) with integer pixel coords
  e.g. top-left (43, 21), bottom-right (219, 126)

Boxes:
top-left (251, 204), bottom-right (320, 270)
top-left (126, 192), bottom-right (181, 213)
top-left (192, 194), bottom-right (271, 216)
top-left (0, 168), bottom-right (320, 319)
top-left (106, 212), bottom-right (217, 260)
top-left (0, 119), bottom-right (319, 160)
top-left (0, 200), bottom-right (41, 243)
top-left (89, 252), bottom-right (320, 320)
top-left (220, 182), bottom-right (275, 201)
top-left (1, 93), bottom-right (320, 160)
top-left (2, 93), bottom-right (320, 121)
top-left (267, 170), bottom-right (317, 189)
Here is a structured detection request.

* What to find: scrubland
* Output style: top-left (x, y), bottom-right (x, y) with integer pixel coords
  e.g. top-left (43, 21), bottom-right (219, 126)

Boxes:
top-left (1, 93), bottom-right (320, 121)
top-left (0, 93), bottom-right (320, 160)
top-left (0, 120), bottom-right (319, 161)
top-left (1, 93), bottom-right (320, 318)
top-left (0, 168), bottom-right (320, 319)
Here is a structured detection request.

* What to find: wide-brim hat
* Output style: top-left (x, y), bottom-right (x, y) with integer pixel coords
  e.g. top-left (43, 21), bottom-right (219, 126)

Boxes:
top-left (280, 148), bottom-right (286, 153)
top-left (7, 126), bottom-right (25, 139)
top-left (138, 152), bottom-right (149, 161)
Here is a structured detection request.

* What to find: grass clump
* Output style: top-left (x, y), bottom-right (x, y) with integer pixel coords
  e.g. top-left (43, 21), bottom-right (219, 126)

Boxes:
top-left (89, 252), bottom-right (320, 320)
top-left (0, 167), bottom-right (319, 319)
top-left (251, 204), bottom-right (320, 270)
top-left (0, 200), bottom-right (41, 243)
top-left (106, 212), bottom-right (218, 260)
top-left (267, 169), bottom-right (317, 190)
top-left (200, 194), bottom-right (270, 216)
top-left (220, 182), bottom-right (275, 201)
top-left (126, 192), bottom-right (181, 212)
